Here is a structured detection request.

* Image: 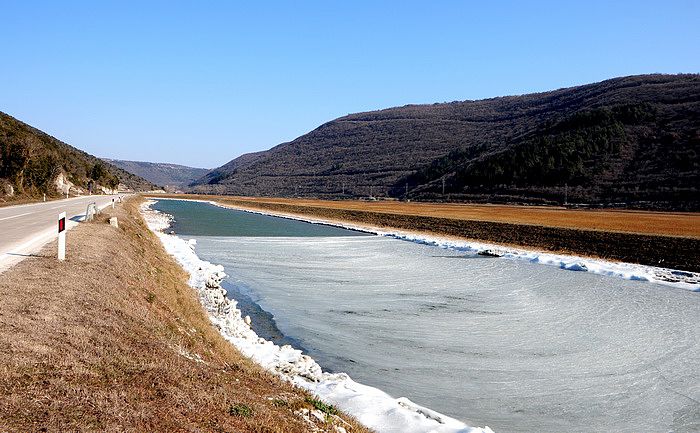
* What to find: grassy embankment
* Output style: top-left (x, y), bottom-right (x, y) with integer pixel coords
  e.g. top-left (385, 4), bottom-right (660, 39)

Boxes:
top-left (149, 194), bottom-right (700, 273)
top-left (0, 197), bottom-right (370, 432)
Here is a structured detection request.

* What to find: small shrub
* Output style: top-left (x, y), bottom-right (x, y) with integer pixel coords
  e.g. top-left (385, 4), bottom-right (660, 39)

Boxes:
top-left (146, 292), bottom-right (156, 303)
top-left (305, 396), bottom-right (338, 416)
top-left (229, 403), bottom-right (253, 417)
top-left (271, 399), bottom-right (288, 407)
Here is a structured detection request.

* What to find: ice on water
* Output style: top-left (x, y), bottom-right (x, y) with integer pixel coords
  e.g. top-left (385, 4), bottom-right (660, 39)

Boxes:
top-left (145, 199), bottom-right (700, 433)
top-left (193, 234), bottom-right (700, 433)
top-left (143, 201), bottom-right (493, 433)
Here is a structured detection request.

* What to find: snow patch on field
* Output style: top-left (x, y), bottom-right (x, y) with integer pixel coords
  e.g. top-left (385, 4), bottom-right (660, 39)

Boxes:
top-left (141, 200), bottom-right (494, 433)
top-left (385, 232), bottom-right (699, 291)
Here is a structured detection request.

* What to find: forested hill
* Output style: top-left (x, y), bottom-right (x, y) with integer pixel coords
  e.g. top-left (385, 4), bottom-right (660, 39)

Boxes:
top-left (0, 111), bottom-right (156, 200)
top-left (192, 74), bottom-right (699, 210)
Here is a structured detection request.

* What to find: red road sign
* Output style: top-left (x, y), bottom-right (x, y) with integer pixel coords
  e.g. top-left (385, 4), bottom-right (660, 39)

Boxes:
top-left (58, 217), bottom-right (66, 233)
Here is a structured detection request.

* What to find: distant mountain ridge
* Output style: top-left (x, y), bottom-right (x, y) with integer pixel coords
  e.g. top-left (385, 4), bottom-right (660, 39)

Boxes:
top-left (104, 159), bottom-right (208, 191)
top-left (191, 74), bottom-right (700, 210)
top-left (0, 111), bottom-right (155, 199)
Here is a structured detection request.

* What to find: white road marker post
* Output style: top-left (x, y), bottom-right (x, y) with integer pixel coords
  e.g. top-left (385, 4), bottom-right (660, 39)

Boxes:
top-left (112, 198), bottom-right (115, 209)
top-left (57, 212), bottom-right (66, 261)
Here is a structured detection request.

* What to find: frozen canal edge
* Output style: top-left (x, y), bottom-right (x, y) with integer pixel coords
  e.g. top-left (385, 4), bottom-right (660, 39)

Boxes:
top-left (158, 197), bottom-right (700, 292)
top-left (141, 200), bottom-right (495, 433)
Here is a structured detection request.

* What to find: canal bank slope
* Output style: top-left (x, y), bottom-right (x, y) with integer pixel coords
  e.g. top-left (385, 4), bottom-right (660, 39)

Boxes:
top-left (147, 194), bottom-right (700, 273)
top-left (0, 197), bottom-right (371, 433)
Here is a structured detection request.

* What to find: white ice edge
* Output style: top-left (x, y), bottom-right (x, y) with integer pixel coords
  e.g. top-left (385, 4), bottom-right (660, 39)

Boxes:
top-left (140, 200), bottom-right (494, 433)
top-left (157, 197), bottom-right (699, 292)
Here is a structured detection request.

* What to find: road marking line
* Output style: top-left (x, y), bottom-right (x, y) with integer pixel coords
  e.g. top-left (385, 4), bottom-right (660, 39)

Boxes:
top-left (0, 212), bottom-right (32, 221)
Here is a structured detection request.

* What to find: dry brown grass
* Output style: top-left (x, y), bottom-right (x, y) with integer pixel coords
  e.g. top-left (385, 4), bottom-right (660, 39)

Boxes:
top-left (179, 195), bottom-right (699, 239)
top-left (0, 197), bottom-right (371, 433)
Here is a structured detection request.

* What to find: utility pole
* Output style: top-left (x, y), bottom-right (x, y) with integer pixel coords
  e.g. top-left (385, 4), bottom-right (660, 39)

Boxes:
top-left (564, 183), bottom-right (568, 206)
top-left (405, 182), bottom-right (408, 198)
top-left (442, 177), bottom-right (446, 196)
top-left (342, 182), bottom-right (345, 195)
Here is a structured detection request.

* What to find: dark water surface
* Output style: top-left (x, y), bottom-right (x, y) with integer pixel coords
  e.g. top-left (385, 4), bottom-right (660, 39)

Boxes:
top-left (152, 199), bottom-right (367, 237)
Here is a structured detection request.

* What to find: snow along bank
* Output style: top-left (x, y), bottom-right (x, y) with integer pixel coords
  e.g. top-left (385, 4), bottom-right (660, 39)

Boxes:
top-left (154, 198), bottom-right (700, 292)
top-left (140, 200), bottom-right (494, 433)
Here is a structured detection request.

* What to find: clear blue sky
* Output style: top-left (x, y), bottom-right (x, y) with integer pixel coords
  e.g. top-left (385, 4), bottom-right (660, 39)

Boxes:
top-left (1, 1), bottom-right (698, 168)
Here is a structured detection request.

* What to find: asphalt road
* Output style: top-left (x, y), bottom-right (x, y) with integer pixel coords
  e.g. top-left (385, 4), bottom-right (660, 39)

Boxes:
top-left (0, 195), bottom-right (123, 273)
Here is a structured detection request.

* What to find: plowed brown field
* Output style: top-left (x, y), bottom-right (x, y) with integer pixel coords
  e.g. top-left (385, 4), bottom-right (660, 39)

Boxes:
top-left (156, 194), bottom-right (700, 238)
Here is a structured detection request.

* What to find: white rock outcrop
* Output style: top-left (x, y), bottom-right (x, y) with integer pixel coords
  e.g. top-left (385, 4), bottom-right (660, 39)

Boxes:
top-left (2, 182), bottom-right (13, 197)
top-left (54, 172), bottom-right (74, 195)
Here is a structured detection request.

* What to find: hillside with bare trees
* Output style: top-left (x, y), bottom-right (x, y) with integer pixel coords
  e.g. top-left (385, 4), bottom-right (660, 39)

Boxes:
top-left (192, 74), bottom-right (699, 210)
top-left (0, 112), bottom-right (155, 202)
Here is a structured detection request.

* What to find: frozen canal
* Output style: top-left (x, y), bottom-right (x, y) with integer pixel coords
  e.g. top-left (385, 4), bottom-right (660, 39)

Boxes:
top-left (153, 200), bottom-right (700, 433)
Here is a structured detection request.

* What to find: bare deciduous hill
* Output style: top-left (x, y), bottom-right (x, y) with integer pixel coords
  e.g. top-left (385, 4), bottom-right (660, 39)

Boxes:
top-left (0, 111), bottom-right (156, 199)
top-left (191, 74), bottom-right (699, 210)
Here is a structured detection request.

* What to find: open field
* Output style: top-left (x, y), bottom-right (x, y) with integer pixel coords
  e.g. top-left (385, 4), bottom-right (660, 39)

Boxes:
top-left (148, 194), bottom-right (700, 272)
top-left (0, 197), bottom-right (369, 432)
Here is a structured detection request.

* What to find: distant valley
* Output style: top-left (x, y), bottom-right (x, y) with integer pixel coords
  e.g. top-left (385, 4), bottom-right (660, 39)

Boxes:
top-left (104, 159), bottom-right (209, 192)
